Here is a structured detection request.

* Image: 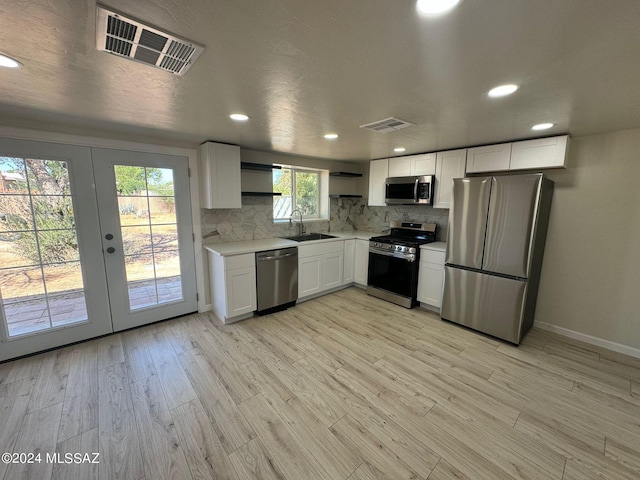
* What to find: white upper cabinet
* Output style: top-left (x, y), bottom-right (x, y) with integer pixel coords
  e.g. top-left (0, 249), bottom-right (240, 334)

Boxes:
top-left (466, 135), bottom-right (570, 174)
top-left (434, 149), bottom-right (467, 209)
top-left (368, 158), bottom-right (389, 206)
top-left (510, 135), bottom-right (570, 170)
top-left (410, 153), bottom-right (437, 176)
top-left (388, 157), bottom-right (411, 177)
top-left (388, 153), bottom-right (436, 177)
top-left (199, 141), bottom-right (241, 209)
top-left (466, 143), bottom-right (512, 173)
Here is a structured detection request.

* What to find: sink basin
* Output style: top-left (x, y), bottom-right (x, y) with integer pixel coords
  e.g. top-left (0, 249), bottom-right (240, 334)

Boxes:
top-left (282, 233), bottom-right (337, 242)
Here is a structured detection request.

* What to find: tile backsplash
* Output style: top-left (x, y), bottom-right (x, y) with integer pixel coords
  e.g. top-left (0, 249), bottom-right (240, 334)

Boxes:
top-left (201, 197), bottom-right (449, 244)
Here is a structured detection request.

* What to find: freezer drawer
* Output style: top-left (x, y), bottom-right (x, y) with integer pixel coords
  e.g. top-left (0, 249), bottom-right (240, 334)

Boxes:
top-left (441, 266), bottom-right (527, 344)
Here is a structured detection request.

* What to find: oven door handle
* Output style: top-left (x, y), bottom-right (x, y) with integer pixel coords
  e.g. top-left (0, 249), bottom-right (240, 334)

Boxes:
top-left (369, 249), bottom-right (416, 262)
top-left (414, 177), bottom-right (420, 203)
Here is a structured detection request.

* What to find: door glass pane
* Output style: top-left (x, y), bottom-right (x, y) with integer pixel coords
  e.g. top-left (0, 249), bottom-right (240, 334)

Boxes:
top-left (118, 196), bottom-right (151, 226)
top-left (0, 157), bottom-right (89, 338)
top-left (151, 224), bottom-right (178, 250)
top-left (149, 199), bottom-right (176, 224)
top-left (147, 168), bottom-right (174, 196)
top-left (115, 165), bottom-right (183, 311)
top-left (122, 226), bottom-right (153, 256)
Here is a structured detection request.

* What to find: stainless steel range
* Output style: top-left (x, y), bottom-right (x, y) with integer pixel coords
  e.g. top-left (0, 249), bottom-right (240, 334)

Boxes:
top-left (367, 221), bottom-right (437, 308)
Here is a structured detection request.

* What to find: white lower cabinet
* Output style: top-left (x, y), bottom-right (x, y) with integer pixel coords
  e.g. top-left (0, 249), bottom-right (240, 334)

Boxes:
top-left (354, 239), bottom-right (369, 286)
top-left (417, 248), bottom-right (446, 309)
top-left (298, 240), bottom-right (346, 300)
top-left (323, 251), bottom-right (344, 290)
top-left (299, 255), bottom-right (323, 298)
top-left (225, 268), bottom-right (257, 317)
top-left (209, 251), bottom-right (256, 323)
top-left (343, 239), bottom-right (355, 284)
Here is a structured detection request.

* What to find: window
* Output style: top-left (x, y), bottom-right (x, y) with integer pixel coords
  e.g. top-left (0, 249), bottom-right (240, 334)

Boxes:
top-left (273, 165), bottom-right (328, 220)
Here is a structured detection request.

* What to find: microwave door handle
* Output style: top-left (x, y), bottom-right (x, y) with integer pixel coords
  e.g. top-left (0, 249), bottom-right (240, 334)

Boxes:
top-left (414, 178), bottom-right (419, 202)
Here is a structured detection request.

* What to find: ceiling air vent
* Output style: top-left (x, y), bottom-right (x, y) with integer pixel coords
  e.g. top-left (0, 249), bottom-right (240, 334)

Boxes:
top-left (360, 117), bottom-right (415, 133)
top-left (96, 5), bottom-right (204, 76)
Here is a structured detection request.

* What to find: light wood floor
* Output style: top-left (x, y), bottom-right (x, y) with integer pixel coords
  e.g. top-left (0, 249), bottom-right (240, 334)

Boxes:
top-left (1, 287), bottom-right (640, 480)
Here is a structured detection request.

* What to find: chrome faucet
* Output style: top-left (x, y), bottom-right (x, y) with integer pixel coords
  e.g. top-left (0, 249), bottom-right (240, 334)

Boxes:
top-left (290, 209), bottom-right (305, 236)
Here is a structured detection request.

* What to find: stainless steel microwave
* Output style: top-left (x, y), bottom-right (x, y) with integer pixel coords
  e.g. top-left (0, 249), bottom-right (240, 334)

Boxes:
top-left (385, 175), bottom-right (434, 205)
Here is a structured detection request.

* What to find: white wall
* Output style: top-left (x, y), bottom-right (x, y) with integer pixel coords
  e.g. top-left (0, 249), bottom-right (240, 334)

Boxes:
top-left (537, 128), bottom-right (640, 351)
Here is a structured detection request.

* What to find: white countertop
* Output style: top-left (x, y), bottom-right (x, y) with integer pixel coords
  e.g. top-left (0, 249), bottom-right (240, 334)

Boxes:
top-left (204, 230), bottom-right (381, 256)
top-left (421, 241), bottom-right (447, 252)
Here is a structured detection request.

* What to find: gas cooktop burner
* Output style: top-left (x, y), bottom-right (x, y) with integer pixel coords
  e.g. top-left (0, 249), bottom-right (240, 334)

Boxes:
top-left (370, 220), bottom-right (437, 247)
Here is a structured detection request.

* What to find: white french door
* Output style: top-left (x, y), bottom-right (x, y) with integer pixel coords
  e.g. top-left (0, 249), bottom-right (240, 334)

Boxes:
top-left (0, 139), bottom-right (112, 361)
top-left (92, 148), bottom-right (197, 331)
top-left (0, 139), bottom-right (197, 361)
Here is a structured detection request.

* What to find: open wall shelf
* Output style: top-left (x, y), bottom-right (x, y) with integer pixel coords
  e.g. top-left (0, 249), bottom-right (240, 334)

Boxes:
top-left (241, 162), bottom-right (282, 172)
top-left (241, 191), bottom-right (282, 197)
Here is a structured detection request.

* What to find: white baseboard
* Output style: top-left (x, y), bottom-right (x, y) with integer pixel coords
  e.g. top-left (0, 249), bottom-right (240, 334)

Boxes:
top-left (534, 321), bottom-right (640, 359)
top-left (201, 303), bottom-right (212, 313)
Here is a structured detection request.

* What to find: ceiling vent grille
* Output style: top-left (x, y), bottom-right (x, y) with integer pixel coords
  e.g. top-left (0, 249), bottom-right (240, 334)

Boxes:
top-left (96, 5), bottom-right (204, 76)
top-left (360, 117), bottom-right (415, 133)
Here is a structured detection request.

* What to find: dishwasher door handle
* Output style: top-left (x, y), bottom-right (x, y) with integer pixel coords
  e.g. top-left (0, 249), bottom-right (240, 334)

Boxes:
top-left (257, 252), bottom-right (298, 261)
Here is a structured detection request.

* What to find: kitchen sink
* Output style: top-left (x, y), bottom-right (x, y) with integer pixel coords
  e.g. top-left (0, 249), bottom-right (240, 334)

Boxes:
top-left (282, 233), bottom-right (337, 242)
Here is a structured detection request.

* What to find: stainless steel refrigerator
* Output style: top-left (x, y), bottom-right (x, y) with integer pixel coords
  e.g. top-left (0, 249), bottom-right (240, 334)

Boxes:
top-left (441, 174), bottom-right (553, 344)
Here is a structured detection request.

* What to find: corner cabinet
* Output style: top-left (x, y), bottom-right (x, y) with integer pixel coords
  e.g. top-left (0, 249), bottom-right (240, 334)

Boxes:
top-left (200, 141), bottom-right (242, 209)
top-left (208, 251), bottom-right (256, 323)
top-left (434, 149), bottom-right (466, 209)
top-left (368, 158), bottom-right (389, 206)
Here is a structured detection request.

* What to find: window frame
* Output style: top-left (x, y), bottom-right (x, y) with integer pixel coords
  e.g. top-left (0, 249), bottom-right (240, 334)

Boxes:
top-left (273, 164), bottom-right (328, 222)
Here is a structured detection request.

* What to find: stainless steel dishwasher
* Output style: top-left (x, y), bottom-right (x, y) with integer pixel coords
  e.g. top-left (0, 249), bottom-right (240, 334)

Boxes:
top-left (255, 247), bottom-right (298, 315)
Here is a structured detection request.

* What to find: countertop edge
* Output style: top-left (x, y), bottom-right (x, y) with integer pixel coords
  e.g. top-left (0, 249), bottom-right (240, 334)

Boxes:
top-left (204, 230), bottom-right (382, 256)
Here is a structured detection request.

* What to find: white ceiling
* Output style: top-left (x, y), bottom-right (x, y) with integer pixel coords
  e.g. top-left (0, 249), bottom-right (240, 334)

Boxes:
top-left (1, 0), bottom-right (640, 160)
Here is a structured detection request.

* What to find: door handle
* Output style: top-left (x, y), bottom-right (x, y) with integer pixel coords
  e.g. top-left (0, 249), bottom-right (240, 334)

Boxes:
top-left (106, 247), bottom-right (116, 254)
top-left (414, 178), bottom-right (420, 203)
top-left (258, 252), bottom-right (298, 261)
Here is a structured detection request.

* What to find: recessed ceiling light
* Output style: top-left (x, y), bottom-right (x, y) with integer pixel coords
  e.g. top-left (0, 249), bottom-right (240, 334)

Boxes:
top-left (324, 133), bottom-right (339, 140)
top-left (229, 113), bottom-right (249, 121)
top-left (532, 123), bottom-right (554, 131)
top-left (0, 53), bottom-right (21, 69)
top-left (488, 84), bottom-right (519, 98)
top-left (416, 0), bottom-right (462, 15)
top-left (394, 147), bottom-right (407, 153)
